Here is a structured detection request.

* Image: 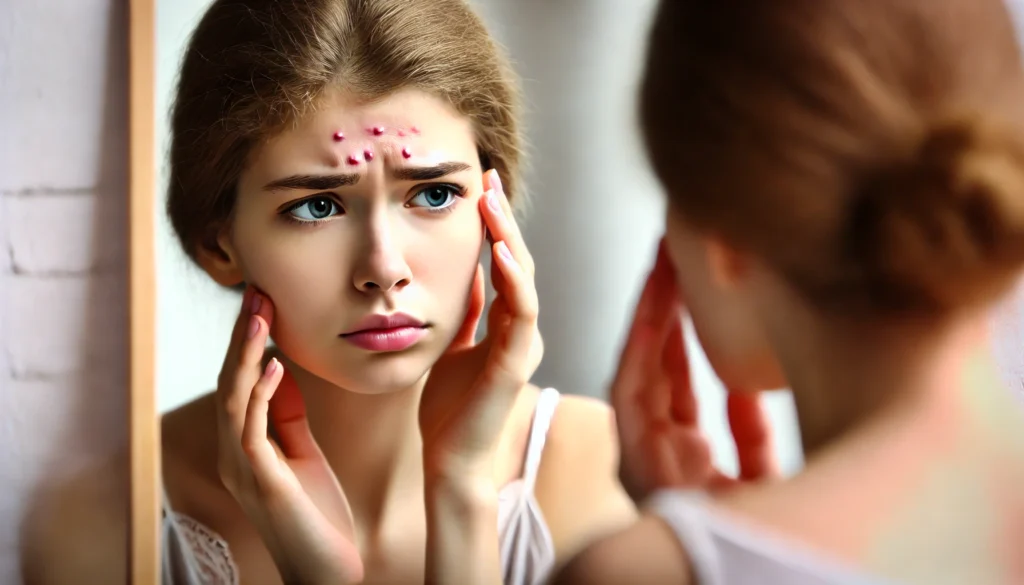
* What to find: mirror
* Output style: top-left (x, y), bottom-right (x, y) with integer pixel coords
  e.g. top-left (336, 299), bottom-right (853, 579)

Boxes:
top-left (133, 0), bottom-right (805, 580)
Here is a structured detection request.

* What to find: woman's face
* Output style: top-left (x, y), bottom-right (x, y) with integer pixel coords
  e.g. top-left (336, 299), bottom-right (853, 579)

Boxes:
top-left (223, 88), bottom-right (485, 393)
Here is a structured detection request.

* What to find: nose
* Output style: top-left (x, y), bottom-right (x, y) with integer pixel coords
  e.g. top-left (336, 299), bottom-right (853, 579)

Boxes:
top-left (352, 216), bottom-right (413, 294)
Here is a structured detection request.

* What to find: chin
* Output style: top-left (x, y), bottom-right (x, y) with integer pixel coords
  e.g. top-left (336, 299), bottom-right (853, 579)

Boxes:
top-left (321, 345), bottom-right (441, 394)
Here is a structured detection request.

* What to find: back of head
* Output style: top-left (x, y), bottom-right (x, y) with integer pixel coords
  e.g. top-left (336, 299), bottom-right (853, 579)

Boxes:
top-left (641, 0), bottom-right (1024, 316)
top-left (167, 0), bottom-right (522, 264)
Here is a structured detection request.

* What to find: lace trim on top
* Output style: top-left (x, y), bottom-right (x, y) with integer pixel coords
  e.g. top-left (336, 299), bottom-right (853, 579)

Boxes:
top-left (170, 511), bottom-right (239, 585)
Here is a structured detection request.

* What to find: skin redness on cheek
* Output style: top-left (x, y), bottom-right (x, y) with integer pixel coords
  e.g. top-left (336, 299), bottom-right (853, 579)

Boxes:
top-left (332, 125), bottom-right (419, 165)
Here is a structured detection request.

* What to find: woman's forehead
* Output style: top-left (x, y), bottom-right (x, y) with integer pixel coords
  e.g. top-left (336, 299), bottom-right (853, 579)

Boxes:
top-left (241, 88), bottom-right (479, 181)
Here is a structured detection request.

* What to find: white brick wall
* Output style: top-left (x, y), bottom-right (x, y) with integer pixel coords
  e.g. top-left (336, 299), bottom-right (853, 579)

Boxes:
top-left (0, 0), bottom-right (128, 582)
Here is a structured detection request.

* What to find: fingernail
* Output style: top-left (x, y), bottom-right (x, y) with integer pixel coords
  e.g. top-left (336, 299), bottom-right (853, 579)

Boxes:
top-left (247, 315), bottom-right (259, 339)
top-left (491, 171), bottom-right (504, 195)
top-left (265, 357), bottom-right (278, 376)
top-left (487, 190), bottom-right (502, 215)
top-left (497, 241), bottom-right (514, 262)
top-left (251, 292), bottom-right (262, 314)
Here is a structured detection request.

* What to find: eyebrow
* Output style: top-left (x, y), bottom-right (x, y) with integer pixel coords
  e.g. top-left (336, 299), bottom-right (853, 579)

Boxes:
top-left (262, 161), bottom-right (473, 192)
top-left (392, 162), bottom-right (472, 181)
top-left (263, 173), bottom-right (360, 192)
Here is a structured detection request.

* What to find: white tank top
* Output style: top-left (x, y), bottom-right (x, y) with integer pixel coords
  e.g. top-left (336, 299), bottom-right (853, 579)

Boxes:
top-left (646, 490), bottom-right (893, 585)
top-left (162, 387), bottom-right (561, 585)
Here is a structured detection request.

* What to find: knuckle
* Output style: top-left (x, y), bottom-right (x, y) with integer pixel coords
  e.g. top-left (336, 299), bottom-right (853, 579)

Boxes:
top-left (240, 438), bottom-right (261, 460)
top-left (518, 303), bottom-right (539, 323)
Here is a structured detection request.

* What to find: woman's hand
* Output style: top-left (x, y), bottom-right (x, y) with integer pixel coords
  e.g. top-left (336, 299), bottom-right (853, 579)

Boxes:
top-left (612, 241), bottom-right (778, 504)
top-left (216, 288), bottom-right (363, 585)
top-left (418, 169), bottom-right (542, 585)
top-left (419, 168), bottom-right (542, 478)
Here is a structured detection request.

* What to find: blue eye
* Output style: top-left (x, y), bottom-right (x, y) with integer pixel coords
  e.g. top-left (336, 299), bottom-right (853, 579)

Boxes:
top-left (288, 197), bottom-right (341, 222)
top-left (408, 185), bottom-right (460, 211)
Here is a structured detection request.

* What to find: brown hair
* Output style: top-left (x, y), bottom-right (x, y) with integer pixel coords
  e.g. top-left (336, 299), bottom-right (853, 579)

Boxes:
top-left (167, 0), bottom-right (522, 262)
top-left (641, 0), bottom-right (1024, 315)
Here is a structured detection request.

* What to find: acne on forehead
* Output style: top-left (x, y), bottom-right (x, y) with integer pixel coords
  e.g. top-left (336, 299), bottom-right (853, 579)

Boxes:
top-left (332, 125), bottom-right (419, 165)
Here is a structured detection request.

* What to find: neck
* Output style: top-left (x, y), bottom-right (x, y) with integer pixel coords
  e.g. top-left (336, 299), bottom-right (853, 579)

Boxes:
top-left (765, 300), bottom-right (1008, 458)
top-left (282, 354), bottom-right (426, 524)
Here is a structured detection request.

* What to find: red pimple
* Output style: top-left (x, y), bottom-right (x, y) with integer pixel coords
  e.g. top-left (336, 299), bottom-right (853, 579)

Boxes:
top-left (346, 154), bottom-right (360, 165)
top-left (364, 149), bottom-right (374, 161)
top-left (372, 126), bottom-right (385, 136)
top-left (332, 131), bottom-right (345, 142)
top-left (401, 146), bottom-right (412, 159)
top-left (397, 129), bottom-right (406, 137)
top-left (410, 126), bottom-right (420, 134)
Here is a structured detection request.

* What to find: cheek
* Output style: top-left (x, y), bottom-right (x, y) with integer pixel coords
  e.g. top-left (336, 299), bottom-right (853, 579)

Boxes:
top-left (230, 215), bottom-right (353, 321)
top-left (406, 212), bottom-right (483, 307)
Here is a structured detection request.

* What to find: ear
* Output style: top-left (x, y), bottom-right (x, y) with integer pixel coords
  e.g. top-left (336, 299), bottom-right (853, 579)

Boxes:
top-left (705, 236), bottom-right (750, 291)
top-left (196, 226), bottom-right (244, 287)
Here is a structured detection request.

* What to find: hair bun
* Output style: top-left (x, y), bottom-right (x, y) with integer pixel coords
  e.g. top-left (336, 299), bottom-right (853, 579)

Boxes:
top-left (846, 116), bottom-right (1024, 313)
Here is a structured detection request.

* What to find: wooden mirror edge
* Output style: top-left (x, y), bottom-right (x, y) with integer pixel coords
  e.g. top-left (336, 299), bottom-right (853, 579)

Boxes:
top-left (129, 0), bottom-right (160, 582)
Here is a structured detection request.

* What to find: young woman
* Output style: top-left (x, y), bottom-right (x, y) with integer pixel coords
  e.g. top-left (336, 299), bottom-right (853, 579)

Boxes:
top-left (22, 1), bottom-right (637, 584)
top-left (556, 0), bottom-right (1024, 584)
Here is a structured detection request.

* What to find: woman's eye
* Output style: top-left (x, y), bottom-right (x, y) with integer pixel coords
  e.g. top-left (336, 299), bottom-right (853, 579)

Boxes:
top-left (289, 197), bottom-right (341, 221)
top-left (408, 185), bottom-right (459, 211)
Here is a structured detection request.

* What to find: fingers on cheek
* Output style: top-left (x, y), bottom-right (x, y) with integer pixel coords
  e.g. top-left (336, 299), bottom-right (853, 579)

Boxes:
top-left (493, 241), bottom-right (517, 281)
top-left (480, 190), bottom-right (502, 231)
top-left (243, 316), bottom-right (268, 364)
top-left (245, 314), bottom-right (261, 342)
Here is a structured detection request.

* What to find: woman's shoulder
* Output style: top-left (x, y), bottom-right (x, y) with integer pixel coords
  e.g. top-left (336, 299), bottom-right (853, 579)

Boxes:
top-left (161, 392), bottom-right (231, 514)
top-left (501, 385), bottom-right (619, 481)
top-left (535, 387), bottom-right (619, 478)
top-left (20, 450), bottom-right (129, 585)
top-left (161, 392), bottom-right (218, 467)
top-left (527, 386), bottom-right (638, 562)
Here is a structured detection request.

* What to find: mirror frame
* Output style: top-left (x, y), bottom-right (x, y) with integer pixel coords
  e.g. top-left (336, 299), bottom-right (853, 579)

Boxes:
top-left (129, 0), bottom-right (160, 582)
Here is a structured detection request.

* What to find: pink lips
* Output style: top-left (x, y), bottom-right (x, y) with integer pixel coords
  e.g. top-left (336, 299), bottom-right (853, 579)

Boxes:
top-left (340, 313), bottom-right (428, 352)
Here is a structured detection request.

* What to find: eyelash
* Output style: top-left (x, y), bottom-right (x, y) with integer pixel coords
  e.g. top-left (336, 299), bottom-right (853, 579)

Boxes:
top-left (279, 182), bottom-right (468, 226)
top-left (407, 183), bottom-right (467, 215)
top-left (280, 194), bottom-right (344, 227)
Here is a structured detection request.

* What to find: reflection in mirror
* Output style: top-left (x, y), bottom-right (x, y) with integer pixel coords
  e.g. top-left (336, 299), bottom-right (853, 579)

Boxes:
top-left (154, 1), bottom-right (801, 584)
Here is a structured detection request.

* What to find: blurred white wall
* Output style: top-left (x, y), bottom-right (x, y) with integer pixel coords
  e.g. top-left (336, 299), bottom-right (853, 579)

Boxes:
top-left (155, 0), bottom-right (241, 413)
top-left (154, 0), bottom-right (828, 476)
